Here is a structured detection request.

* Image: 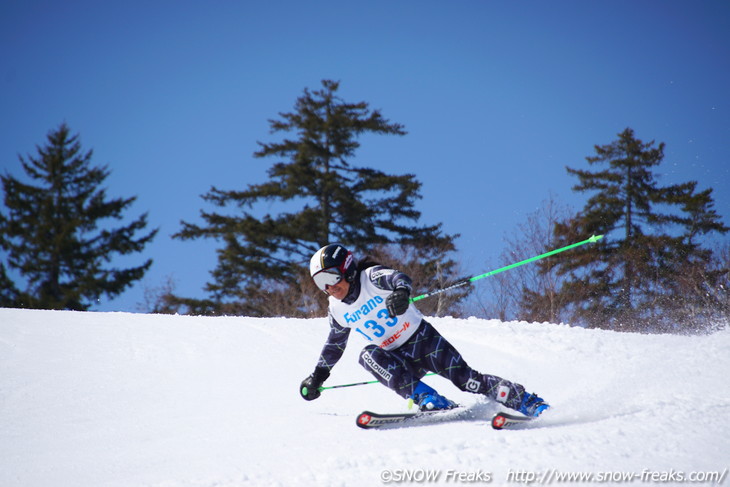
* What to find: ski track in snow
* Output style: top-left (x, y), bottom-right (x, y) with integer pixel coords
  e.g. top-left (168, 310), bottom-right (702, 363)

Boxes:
top-left (0, 308), bottom-right (728, 486)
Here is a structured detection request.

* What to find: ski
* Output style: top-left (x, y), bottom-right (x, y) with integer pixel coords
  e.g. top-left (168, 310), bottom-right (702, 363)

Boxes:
top-left (491, 411), bottom-right (535, 430)
top-left (356, 406), bottom-right (463, 429)
top-left (357, 407), bottom-right (544, 430)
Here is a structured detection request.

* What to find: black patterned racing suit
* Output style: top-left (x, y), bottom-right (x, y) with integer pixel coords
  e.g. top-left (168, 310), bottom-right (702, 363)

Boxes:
top-left (312, 263), bottom-right (530, 411)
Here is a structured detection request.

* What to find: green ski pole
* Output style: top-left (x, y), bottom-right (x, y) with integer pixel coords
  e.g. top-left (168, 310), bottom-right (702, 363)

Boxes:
top-left (301, 235), bottom-right (603, 398)
top-left (410, 234), bottom-right (603, 304)
top-left (303, 373), bottom-right (438, 396)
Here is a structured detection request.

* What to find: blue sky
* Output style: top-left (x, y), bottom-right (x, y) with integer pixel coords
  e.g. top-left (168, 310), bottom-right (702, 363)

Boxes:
top-left (1, 0), bottom-right (729, 313)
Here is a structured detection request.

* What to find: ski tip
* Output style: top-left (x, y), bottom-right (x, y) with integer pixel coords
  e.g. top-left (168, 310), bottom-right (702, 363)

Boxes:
top-left (490, 411), bottom-right (536, 430)
top-left (491, 413), bottom-right (508, 430)
top-left (356, 411), bottom-right (375, 429)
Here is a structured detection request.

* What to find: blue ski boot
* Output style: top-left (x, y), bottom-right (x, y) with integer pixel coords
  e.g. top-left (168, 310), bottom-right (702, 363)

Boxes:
top-left (518, 392), bottom-right (549, 417)
top-left (410, 382), bottom-right (457, 411)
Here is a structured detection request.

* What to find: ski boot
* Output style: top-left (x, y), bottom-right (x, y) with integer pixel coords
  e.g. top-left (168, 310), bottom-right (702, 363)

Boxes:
top-left (518, 392), bottom-right (549, 417)
top-left (410, 381), bottom-right (457, 411)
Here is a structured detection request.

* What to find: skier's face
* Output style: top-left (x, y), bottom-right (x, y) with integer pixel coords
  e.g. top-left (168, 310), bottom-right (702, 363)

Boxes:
top-left (326, 278), bottom-right (350, 300)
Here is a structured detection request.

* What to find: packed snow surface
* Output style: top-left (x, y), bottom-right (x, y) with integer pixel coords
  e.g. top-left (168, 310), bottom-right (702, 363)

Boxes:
top-left (1, 308), bottom-right (728, 486)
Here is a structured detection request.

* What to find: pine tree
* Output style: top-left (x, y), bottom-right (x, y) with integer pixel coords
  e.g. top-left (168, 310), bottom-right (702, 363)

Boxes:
top-left (0, 123), bottom-right (158, 310)
top-left (173, 80), bottom-right (459, 316)
top-left (0, 263), bottom-right (20, 307)
top-left (548, 128), bottom-right (728, 331)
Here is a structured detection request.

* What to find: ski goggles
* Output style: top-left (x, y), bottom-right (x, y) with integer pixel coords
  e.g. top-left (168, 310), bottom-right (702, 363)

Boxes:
top-left (312, 267), bottom-right (343, 292)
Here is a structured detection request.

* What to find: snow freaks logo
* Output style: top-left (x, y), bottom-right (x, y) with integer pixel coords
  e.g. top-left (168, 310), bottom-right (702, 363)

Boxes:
top-left (361, 351), bottom-right (392, 381)
top-left (380, 469), bottom-right (492, 483)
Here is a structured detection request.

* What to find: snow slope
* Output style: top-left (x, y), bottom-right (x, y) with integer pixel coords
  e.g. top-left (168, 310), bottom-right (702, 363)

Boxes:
top-left (1, 308), bottom-right (728, 486)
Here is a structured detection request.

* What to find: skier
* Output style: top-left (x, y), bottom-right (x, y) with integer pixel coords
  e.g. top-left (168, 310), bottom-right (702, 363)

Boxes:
top-left (299, 243), bottom-right (549, 417)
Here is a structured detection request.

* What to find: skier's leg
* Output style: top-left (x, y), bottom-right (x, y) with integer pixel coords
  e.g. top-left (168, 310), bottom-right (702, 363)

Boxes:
top-left (358, 344), bottom-right (425, 398)
top-left (413, 320), bottom-right (539, 413)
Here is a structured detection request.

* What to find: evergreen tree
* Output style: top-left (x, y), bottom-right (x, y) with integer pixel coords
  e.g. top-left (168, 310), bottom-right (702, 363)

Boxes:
top-left (0, 263), bottom-right (20, 307)
top-left (547, 128), bottom-right (728, 332)
top-left (0, 124), bottom-right (158, 310)
top-left (173, 80), bottom-right (459, 316)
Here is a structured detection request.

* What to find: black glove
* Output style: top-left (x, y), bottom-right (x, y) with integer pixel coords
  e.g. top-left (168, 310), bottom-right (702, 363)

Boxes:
top-left (386, 287), bottom-right (410, 318)
top-left (299, 368), bottom-right (330, 401)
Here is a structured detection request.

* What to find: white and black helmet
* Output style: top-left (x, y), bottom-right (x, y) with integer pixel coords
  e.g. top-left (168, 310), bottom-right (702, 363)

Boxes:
top-left (310, 244), bottom-right (357, 292)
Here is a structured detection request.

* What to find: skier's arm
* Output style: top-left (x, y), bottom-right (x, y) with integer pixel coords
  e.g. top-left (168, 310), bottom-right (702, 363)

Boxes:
top-left (369, 266), bottom-right (413, 317)
top-left (299, 314), bottom-right (351, 401)
top-left (369, 265), bottom-right (413, 293)
top-left (316, 314), bottom-right (351, 373)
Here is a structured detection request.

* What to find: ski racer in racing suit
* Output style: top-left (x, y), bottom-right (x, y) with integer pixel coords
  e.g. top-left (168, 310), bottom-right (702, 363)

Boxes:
top-left (299, 243), bottom-right (549, 416)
